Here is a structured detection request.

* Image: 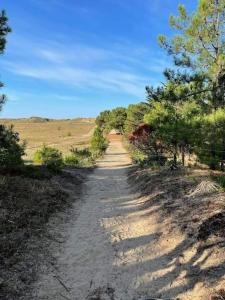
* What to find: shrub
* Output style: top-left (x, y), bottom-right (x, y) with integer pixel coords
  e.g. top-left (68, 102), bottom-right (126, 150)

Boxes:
top-left (33, 145), bottom-right (63, 171)
top-left (64, 155), bottom-right (79, 166)
top-left (70, 147), bottom-right (92, 158)
top-left (0, 125), bottom-right (25, 171)
top-left (90, 128), bottom-right (108, 157)
top-left (64, 147), bottom-right (94, 167)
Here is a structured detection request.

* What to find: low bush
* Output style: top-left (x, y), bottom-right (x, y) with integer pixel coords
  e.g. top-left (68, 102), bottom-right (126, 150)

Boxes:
top-left (64, 147), bottom-right (94, 167)
top-left (0, 125), bottom-right (25, 171)
top-left (64, 155), bottom-right (79, 166)
top-left (33, 145), bottom-right (63, 172)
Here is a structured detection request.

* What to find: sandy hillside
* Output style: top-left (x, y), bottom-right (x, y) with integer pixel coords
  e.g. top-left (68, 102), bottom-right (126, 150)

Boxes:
top-left (0, 118), bottom-right (95, 160)
top-left (32, 139), bottom-right (224, 300)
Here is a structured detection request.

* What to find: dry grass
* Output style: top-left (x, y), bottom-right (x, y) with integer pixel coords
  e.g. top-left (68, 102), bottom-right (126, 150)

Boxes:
top-left (0, 117), bottom-right (95, 160)
top-left (129, 166), bottom-right (225, 299)
top-left (0, 168), bottom-right (90, 300)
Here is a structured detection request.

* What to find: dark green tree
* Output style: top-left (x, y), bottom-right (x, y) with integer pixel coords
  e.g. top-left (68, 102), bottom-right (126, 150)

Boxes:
top-left (109, 107), bottom-right (127, 133)
top-left (0, 10), bottom-right (11, 111)
top-left (144, 100), bottom-right (201, 167)
top-left (124, 103), bottom-right (149, 135)
top-left (95, 110), bottom-right (111, 132)
top-left (158, 0), bottom-right (225, 108)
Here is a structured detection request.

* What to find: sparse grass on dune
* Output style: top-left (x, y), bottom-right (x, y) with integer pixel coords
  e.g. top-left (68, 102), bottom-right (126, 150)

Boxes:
top-left (0, 118), bottom-right (95, 161)
top-left (129, 166), bottom-right (225, 298)
top-left (0, 167), bottom-right (90, 300)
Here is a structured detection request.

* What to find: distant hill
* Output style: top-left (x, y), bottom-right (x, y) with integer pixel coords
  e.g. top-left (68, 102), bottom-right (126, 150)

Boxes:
top-left (0, 117), bottom-right (95, 123)
top-left (0, 117), bottom-right (96, 160)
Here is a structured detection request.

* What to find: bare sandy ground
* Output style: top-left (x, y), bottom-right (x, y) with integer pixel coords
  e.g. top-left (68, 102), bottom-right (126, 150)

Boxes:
top-left (32, 140), bottom-right (216, 300)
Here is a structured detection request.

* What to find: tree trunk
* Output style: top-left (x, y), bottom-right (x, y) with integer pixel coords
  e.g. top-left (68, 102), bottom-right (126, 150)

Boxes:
top-left (220, 137), bottom-right (225, 171)
top-left (210, 145), bottom-right (217, 170)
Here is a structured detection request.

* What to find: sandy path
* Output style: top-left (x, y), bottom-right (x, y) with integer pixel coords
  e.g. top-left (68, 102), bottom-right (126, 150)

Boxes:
top-left (33, 140), bottom-right (195, 300)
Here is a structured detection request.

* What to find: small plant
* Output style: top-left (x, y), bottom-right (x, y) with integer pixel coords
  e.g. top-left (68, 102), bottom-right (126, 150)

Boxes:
top-left (33, 145), bottom-right (63, 172)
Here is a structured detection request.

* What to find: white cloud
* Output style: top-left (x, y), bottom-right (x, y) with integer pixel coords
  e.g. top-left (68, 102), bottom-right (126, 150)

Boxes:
top-left (2, 33), bottom-right (167, 98)
top-left (38, 50), bottom-right (66, 64)
top-left (4, 89), bottom-right (81, 103)
top-left (4, 63), bottom-right (150, 97)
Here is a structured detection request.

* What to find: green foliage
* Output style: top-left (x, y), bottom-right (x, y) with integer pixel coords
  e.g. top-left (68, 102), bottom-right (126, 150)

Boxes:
top-left (90, 128), bottom-right (108, 157)
top-left (212, 175), bottom-right (225, 190)
top-left (193, 108), bottom-right (225, 169)
top-left (124, 103), bottom-right (149, 135)
top-left (158, 0), bottom-right (225, 108)
top-left (0, 125), bottom-right (25, 171)
top-left (64, 155), bottom-right (79, 166)
top-left (129, 148), bottom-right (148, 166)
top-left (33, 145), bottom-right (63, 172)
top-left (0, 10), bottom-right (11, 54)
top-left (139, 1), bottom-right (225, 170)
top-left (95, 108), bottom-right (128, 134)
top-left (143, 100), bottom-right (203, 167)
top-left (0, 10), bottom-right (17, 172)
top-left (0, 10), bottom-right (11, 111)
top-left (95, 110), bottom-right (111, 132)
top-left (109, 107), bottom-right (127, 133)
top-left (64, 147), bottom-right (94, 167)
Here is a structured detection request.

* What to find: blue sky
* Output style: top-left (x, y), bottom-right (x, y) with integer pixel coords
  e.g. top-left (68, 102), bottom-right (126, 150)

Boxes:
top-left (0, 0), bottom-right (196, 119)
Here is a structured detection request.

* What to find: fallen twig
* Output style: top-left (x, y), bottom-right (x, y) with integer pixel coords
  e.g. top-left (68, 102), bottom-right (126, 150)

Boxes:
top-left (53, 275), bottom-right (71, 293)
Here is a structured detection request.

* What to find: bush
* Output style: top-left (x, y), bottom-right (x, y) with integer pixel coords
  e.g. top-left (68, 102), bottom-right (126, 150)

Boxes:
top-left (90, 128), bottom-right (108, 157)
top-left (64, 147), bottom-right (94, 167)
top-left (64, 155), bottom-right (79, 166)
top-left (0, 125), bottom-right (25, 171)
top-left (33, 145), bottom-right (63, 172)
top-left (70, 147), bottom-right (92, 158)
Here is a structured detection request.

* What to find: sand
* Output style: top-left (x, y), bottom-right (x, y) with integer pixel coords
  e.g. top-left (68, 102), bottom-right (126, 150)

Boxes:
top-left (32, 140), bottom-right (214, 300)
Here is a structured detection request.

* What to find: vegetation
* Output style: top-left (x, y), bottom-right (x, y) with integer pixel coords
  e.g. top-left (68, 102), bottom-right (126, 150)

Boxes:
top-left (94, 0), bottom-right (225, 172)
top-left (0, 10), bottom-right (11, 111)
top-left (0, 118), bottom-right (95, 160)
top-left (109, 107), bottom-right (127, 133)
top-left (95, 110), bottom-right (111, 132)
top-left (65, 147), bottom-right (94, 167)
top-left (0, 125), bottom-right (25, 171)
top-left (1, 2), bottom-right (225, 299)
top-left (90, 127), bottom-right (108, 157)
top-left (95, 107), bottom-right (127, 133)
top-left (33, 145), bottom-right (64, 172)
top-left (0, 11), bottom-right (26, 173)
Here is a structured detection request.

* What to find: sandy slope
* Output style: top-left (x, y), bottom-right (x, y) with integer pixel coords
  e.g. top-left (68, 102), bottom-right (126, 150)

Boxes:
top-left (33, 140), bottom-right (212, 300)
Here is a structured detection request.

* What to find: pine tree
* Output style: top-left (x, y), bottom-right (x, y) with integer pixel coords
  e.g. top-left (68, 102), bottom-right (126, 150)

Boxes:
top-left (158, 0), bottom-right (225, 108)
top-left (0, 10), bottom-right (11, 111)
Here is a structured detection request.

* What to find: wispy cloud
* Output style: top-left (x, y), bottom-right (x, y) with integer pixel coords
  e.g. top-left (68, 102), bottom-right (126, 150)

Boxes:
top-left (38, 49), bottom-right (66, 64)
top-left (4, 89), bottom-right (81, 103)
top-left (2, 35), bottom-right (165, 97)
top-left (4, 62), bottom-right (150, 97)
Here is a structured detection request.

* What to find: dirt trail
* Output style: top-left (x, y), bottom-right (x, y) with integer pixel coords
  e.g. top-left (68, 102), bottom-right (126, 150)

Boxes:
top-left (33, 140), bottom-right (209, 300)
